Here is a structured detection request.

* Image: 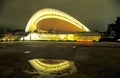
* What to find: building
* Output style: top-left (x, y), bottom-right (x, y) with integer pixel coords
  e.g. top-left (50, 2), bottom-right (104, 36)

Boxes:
top-left (20, 8), bottom-right (101, 41)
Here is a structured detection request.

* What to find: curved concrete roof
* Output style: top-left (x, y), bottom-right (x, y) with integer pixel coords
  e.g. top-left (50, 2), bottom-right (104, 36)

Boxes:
top-left (25, 8), bottom-right (90, 32)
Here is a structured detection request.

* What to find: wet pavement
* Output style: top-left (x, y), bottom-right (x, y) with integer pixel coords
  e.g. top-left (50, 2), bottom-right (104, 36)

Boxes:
top-left (0, 41), bottom-right (120, 78)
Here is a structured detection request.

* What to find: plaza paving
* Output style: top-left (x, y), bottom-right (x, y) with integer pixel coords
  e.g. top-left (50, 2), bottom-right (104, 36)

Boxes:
top-left (0, 41), bottom-right (120, 78)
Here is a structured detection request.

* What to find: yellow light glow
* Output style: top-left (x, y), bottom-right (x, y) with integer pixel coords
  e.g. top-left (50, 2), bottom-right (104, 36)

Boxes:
top-left (29, 58), bottom-right (77, 77)
top-left (11, 39), bottom-right (14, 41)
top-left (60, 34), bottom-right (65, 39)
top-left (20, 32), bottom-right (101, 41)
top-left (25, 8), bottom-right (90, 32)
top-left (68, 34), bottom-right (74, 40)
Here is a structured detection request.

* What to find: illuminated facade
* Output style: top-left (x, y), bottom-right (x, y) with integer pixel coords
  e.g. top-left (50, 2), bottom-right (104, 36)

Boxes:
top-left (25, 8), bottom-right (90, 32)
top-left (20, 32), bottom-right (101, 41)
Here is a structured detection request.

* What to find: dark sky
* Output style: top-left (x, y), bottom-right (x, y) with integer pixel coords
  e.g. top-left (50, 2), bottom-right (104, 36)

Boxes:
top-left (0, 0), bottom-right (120, 31)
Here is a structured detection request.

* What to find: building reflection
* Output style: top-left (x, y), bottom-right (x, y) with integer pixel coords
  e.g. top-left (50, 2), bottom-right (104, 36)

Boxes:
top-left (28, 58), bottom-right (77, 77)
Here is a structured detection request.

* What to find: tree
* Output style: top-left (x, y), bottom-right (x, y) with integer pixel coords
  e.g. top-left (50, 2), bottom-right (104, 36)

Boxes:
top-left (106, 17), bottom-right (120, 39)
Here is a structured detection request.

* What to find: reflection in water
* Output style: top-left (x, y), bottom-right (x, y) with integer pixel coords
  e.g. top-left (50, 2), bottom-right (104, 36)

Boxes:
top-left (28, 58), bottom-right (77, 77)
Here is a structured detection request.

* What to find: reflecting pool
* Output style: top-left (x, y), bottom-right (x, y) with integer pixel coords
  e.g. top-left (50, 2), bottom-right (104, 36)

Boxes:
top-left (27, 58), bottom-right (77, 78)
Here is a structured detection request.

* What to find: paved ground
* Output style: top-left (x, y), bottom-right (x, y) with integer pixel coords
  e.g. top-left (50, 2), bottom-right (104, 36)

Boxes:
top-left (0, 41), bottom-right (120, 78)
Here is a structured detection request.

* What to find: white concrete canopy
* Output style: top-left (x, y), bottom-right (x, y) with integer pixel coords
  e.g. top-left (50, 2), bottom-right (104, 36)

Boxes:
top-left (25, 8), bottom-right (90, 32)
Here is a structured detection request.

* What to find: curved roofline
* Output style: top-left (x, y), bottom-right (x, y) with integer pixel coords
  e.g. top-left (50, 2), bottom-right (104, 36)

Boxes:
top-left (25, 8), bottom-right (90, 32)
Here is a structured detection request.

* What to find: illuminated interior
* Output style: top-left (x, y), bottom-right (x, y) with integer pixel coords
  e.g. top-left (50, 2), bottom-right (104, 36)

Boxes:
top-left (36, 18), bottom-right (83, 32)
top-left (25, 8), bottom-right (90, 32)
top-left (29, 58), bottom-right (77, 77)
top-left (20, 32), bottom-right (101, 41)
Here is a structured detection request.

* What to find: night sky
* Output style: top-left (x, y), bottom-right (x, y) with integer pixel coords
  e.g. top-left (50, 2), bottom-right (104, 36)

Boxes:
top-left (0, 0), bottom-right (120, 31)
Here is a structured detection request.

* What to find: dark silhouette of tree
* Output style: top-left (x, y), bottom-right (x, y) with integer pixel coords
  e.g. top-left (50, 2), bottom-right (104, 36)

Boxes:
top-left (14, 29), bottom-right (24, 32)
top-left (107, 24), bottom-right (116, 37)
top-left (107, 17), bottom-right (120, 39)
